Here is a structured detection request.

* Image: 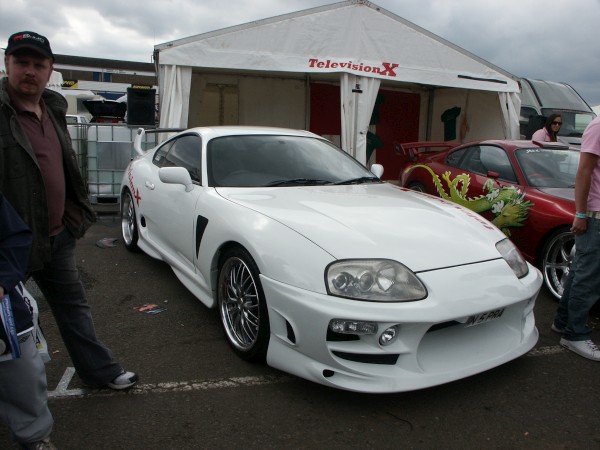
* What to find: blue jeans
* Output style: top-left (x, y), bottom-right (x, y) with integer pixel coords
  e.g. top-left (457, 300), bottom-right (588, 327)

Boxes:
top-left (32, 228), bottom-right (123, 385)
top-left (554, 217), bottom-right (600, 341)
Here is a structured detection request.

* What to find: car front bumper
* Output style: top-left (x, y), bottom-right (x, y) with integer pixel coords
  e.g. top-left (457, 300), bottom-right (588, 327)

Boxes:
top-left (262, 258), bottom-right (542, 393)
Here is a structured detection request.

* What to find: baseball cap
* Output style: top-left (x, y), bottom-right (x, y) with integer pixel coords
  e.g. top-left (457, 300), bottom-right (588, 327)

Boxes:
top-left (5, 31), bottom-right (54, 60)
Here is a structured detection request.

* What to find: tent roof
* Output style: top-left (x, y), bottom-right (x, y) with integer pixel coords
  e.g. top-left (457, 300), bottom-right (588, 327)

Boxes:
top-left (155, 0), bottom-right (519, 93)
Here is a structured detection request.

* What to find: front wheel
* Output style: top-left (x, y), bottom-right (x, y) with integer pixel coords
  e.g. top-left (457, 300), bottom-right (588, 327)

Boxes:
top-left (541, 227), bottom-right (575, 300)
top-left (121, 190), bottom-right (139, 252)
top-left (217, 247), bottom-right (269, 361)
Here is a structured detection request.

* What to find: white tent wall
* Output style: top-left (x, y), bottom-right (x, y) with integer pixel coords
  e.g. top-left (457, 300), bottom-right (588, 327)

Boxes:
top-left (187, 73), bottom-right (307, 129)
top-left (429, 89), bottom-right (515, 142)
top-left (500, 92), bottom-right (522, 140)
top-left (239, 77), bottom-right (307, 128)
top-left (155, 0), bottom-right (522, 165)
top-left (158, 65), bottom-right (192, 130)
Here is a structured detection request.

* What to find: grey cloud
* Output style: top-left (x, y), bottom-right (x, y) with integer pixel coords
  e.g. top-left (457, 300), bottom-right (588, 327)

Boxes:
top-left (1, 0), bottom-right (598, 105)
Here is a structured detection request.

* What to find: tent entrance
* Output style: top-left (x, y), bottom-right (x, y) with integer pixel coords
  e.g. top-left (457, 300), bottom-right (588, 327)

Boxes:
top-left (309, 83), bottom-right (420, 180)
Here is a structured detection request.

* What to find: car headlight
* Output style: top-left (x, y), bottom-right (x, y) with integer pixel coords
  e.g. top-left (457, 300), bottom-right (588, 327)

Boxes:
top-left (326, 259), bottom-right (427, 302)
top-left (496, 238), bottom-right (529, 279)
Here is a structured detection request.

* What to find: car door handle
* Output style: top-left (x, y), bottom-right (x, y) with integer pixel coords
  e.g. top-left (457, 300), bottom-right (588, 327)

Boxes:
top-left (145, 181), bottom-right (155, 190)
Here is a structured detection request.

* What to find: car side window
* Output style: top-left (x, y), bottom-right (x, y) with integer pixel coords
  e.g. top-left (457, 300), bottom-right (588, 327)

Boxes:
top-left (446, 147), bottom-right (468, 168)
top-left (163, 134), bottom-right (202, 183)
top-left (457, 146), bottom-right (488, 174)
top-left (152, 141), bottom-right (174, 167)
top-left (479, 145), bottom-right (517, 182)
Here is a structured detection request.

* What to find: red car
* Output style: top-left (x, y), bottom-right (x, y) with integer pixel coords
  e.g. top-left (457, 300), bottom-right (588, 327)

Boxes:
top-left (399, 140), bottom-right (577, 300)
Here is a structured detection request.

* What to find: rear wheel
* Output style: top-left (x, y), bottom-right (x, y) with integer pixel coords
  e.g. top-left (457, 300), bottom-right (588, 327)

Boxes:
top-left (408, 181), bottom-right (426, 192)
top-left (121, 190), bottom-right (139, 252)
top-left (217, 247), bottom-right (269, 361)
top-left (541, 227), bottom-right (575, 300)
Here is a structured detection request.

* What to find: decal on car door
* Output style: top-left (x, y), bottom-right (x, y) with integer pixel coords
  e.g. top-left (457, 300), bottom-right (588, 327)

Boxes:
top-left (406, 164), bottom-right (534, 237)
top-left (127, 166), bottom-right (142, 206)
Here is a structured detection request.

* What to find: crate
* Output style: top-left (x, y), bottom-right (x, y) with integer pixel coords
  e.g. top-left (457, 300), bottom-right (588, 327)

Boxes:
top-left (86, 125), bottom-right (158, 204)
top-left (68, 123), bottom-right (89, 182)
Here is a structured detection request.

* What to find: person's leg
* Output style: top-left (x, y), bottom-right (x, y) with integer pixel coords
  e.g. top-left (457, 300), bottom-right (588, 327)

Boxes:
top-left (562, 218), bottom-right (600, 341)
top-left (32, 228), bottom-right (123, 385)
top-left (553, 266), bottom-right (574, 330)
top-left (0, 334), bottom-right (53, 445)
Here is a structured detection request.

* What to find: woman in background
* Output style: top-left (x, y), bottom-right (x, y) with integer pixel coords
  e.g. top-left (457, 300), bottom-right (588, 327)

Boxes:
top-left (532, 114), bottom-right (562, 142)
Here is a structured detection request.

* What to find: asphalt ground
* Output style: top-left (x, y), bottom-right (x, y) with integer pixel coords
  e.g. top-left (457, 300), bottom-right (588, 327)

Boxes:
top-left (1, 213), bottom-right (599, 450)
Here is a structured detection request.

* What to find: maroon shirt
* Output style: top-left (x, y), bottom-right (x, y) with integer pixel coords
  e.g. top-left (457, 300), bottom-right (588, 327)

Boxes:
top-left (9, 90), bottom-right (65, 237)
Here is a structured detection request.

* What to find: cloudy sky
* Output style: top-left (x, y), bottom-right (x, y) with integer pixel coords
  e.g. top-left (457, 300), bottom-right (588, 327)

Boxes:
top-left (1, 0), bottom-right (599, 106)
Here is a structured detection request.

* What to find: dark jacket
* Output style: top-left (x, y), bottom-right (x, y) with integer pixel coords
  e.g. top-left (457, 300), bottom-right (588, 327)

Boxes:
top-left (0, 78), bottom-right (96, 272)
top-left (0, 193), bottom-right (34, 343)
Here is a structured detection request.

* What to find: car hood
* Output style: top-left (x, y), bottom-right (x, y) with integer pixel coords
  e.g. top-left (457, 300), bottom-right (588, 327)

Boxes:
top-left (536, 187), bottom-right (574, 202)
top-left (216, 183), bottom-right (507, 272)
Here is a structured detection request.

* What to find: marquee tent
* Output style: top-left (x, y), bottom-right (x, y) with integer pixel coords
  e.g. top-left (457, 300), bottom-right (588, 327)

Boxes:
top-left (154, 0), bottom-right (521, 167)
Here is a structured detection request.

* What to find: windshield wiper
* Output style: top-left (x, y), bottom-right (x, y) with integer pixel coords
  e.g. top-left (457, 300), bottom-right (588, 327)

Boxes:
top-left (265, 178), bottom-right (333, 187)
top-left (334, 176), bottom-right (380, 185)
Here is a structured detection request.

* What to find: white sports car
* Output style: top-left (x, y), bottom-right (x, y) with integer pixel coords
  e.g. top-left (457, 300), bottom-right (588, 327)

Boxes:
top-left (120, 126), bottom-right (542, 393)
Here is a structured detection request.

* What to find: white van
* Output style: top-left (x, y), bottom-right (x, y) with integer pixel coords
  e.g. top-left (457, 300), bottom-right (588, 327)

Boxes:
top-left (519, 78), bottom-right (596, 146)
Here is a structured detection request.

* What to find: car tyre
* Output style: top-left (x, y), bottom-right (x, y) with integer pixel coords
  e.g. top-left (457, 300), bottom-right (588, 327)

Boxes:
top-left (541, 227), bottom-right (575, 300)
top-left (121, 190), bottom-right (139, 252)
top-left (408, 181), bottom-right (426, 192)
top-left (217, 247), bottom-right (269, 362)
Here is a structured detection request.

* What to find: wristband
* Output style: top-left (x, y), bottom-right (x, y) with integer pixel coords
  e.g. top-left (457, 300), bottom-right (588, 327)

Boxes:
top-left (575, 212), bottom-right (588, 219)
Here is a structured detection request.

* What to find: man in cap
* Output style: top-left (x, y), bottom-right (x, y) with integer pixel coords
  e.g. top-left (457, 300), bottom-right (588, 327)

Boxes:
top-left (0, 31), bottom-right (138, 390)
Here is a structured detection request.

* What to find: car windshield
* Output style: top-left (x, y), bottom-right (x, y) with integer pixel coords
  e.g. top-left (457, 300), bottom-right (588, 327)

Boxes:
top-left (541, 109), bottom-right (596, 138)
top-left (515, 148), bottom-right (579, 188)
top-left (207, 135), bottom-right (380, 187)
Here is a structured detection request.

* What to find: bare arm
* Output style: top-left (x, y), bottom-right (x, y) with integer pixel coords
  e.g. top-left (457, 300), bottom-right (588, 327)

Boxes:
top-left (571, 152), bottom-right (599, 234)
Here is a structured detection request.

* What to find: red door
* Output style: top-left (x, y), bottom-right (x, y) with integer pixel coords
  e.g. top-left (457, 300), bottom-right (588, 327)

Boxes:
top-left (309, 84), bottom-right (420, 181)
top-left (370, 89), bottom-right (420, 181)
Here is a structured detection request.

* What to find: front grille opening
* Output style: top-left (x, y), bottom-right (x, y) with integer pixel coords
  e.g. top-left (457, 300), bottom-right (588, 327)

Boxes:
top-left (332, 351), bottom-right (399, 365)
top-left (427, 320), bottom-right (461, 333)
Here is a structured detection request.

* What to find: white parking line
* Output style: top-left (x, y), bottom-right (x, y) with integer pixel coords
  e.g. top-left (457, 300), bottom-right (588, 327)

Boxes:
top-left (46, 345), bottom-right (565, 399)
top-left (525, 345), bottom-right (565, 357)
top-left (48, 368), bottom-right (293, 399)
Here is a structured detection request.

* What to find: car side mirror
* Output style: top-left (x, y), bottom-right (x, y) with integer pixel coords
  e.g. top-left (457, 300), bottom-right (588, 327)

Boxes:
top-left (371, 164), bottom-right (384, 178)
top-left (159, 167), bottom-right (194, 192)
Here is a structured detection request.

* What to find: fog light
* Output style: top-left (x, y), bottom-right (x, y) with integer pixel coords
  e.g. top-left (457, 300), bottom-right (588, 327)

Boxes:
top-left (329, 319), bottom-right (377, 335)
top-left (379, 325), bottom-right (400, 346)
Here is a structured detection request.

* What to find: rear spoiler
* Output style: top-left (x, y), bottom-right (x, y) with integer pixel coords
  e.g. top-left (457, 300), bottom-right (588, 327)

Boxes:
top-left (133, 127), bottom-right (186, 156)
top-left (397, 141), bottom-right (454, 162)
